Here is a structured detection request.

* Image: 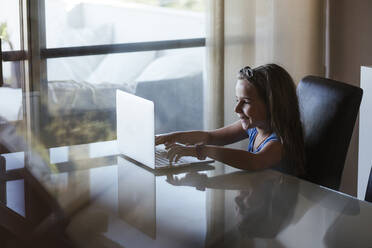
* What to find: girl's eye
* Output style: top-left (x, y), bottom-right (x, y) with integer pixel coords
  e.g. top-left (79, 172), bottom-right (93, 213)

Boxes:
top-left (235, 99), bottom-right (250, 104)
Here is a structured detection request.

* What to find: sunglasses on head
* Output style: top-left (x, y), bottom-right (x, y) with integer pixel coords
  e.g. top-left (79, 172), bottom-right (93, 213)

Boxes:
top-left (240, 66), bottom-right (254, 79)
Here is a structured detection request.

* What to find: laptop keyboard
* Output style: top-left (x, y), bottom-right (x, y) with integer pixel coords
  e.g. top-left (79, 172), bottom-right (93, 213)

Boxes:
top-left (155, 149), bottom-right (189, 168)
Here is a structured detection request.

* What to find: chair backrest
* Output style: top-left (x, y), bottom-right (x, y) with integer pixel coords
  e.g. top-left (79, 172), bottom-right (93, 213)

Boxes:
top-left (365, 167), bottom-right (372, 203)
top-left (297, 76), bottom-right (363, 190)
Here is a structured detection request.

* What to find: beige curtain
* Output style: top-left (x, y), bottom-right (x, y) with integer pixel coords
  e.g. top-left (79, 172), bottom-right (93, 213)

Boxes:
top-left (204, 1), bottom-right (226, 247)
top-left (204, 0), bottom-right (225, 131)
top-left (205, 0), bottom-right (326, 145)
top-left (204, 0), bottom-right (326, 244)
top-left (204, 0), bottom-right (326, 143)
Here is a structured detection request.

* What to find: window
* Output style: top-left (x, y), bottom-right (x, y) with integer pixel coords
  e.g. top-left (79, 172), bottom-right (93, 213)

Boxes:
top-left (0, 0), bottom-right (26, 157)
top-left (0, 0), bottom-right (23, 111)
top-left (0, 0), bottom-right (207, 228)
top-left (0, 0), bottom-right (206, 148)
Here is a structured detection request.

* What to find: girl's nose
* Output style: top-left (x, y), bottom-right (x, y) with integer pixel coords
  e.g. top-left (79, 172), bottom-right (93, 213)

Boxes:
top-left (235, 101), bottom-right (242, 113)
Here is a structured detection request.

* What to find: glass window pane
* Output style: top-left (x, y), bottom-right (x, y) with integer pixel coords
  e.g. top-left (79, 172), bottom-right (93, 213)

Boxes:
top-left (2, 152), bottom-right (25, 171)
top-left (135, 47), bottom-right (205, 133)
top-left (0, 0), bottom-right (21, 51)
top-left (0, 62), bottom-right (23, 125)
top-left (43, 47), bottom-right (204, 146)
top-left (6, 179), bottom-right (25, 217)
top-left (45, 0), bottom-right (205, 48)
top-left (1, 1), bottom-right (25, 155)
top-left (2, 60), bottom-right (23, 89)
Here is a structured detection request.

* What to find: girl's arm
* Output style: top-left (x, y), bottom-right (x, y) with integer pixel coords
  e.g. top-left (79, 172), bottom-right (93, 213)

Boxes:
top-left (206, 121), bottom-right (249, 145)
top-left (156, 121), bottom-right (248, 146)
top-left (167, 141), bottom-right (283, 171)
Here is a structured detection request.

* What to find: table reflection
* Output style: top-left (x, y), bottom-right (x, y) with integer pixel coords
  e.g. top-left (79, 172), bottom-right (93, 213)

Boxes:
top-left (167, 171), bottom-right (299, 247)
top-left (117, 156), bottom-right (156, 239)
top-left (2, 139), bottom-right (372, 248)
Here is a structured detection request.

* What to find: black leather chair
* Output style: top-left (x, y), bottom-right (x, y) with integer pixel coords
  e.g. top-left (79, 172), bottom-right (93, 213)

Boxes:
top-left (297, 76), bottom-right (363, 190)
top-left (365, 167), bottom-right (372, 203)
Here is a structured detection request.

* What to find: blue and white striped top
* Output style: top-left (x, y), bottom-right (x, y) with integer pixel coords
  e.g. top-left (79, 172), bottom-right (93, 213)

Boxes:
top-left (247, 128), bottom-right (280, 153)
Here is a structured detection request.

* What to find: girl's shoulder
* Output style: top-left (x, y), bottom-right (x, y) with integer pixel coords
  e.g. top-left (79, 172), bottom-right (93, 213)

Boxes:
top-left (246, 127), bottom-right (257, 137)
top-left (268, 132), bottom-right (280, 142)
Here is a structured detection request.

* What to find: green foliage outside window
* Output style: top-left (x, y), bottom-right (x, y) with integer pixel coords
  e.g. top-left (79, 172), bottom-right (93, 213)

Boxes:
top-left (0, 22), bottom-right (14, 50)
top-left (120, 0), bottom-right (204, 12)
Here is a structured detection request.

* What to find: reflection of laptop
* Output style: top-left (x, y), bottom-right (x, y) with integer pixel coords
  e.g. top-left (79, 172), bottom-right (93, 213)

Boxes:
top-left (117, 156), bottom-right (156, 239)
top-left (116, 90), bottom-right (213, 170)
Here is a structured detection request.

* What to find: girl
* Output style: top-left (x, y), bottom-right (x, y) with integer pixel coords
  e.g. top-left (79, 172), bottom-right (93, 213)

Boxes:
top-left (156, 64), bottom-right (305, 176)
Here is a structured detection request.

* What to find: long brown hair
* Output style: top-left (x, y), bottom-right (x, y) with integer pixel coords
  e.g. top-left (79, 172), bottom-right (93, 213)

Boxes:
top-left (238, 64), bottom-right (305, 176)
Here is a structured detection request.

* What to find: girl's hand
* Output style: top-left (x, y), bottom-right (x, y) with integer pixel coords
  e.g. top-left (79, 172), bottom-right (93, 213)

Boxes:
top-left (166, 143), bottom-right (197, 163)
top-left (156, 132), bottom-right (195, 147)
top-left (155, 133), bottom-right (177, 146)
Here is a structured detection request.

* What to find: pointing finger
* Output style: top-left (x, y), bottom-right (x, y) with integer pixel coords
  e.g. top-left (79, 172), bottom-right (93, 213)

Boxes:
top-left (175, 154), bottom-right (182, 163)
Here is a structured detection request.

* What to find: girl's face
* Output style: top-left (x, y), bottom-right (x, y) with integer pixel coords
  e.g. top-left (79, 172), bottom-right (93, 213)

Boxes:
top-left (235, 79), bottom-right (268, 131)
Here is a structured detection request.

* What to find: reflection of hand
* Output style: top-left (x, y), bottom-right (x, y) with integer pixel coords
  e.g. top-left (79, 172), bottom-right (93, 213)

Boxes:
top-left (166, 174), bottom-right (182, 186)
top-left (166, 172), bottom-right (208, 191)
top-left (166, 143), bottom-right (197, 163)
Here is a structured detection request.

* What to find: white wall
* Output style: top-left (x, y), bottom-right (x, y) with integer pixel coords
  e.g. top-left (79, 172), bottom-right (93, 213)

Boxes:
top-left (359, 66), bottom-right (372, 199)
top-left (329, 0), bottom-right (372, 197)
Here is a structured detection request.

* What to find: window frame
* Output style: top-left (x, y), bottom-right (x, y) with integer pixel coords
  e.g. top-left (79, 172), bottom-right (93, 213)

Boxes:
top-left (1, 0), bottom-right (206, 147)
top-left (1, 0), bottom-right (208, 226)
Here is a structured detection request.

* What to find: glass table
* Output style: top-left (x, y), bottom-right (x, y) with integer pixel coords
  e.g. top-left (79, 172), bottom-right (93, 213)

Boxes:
top-left (2, 140), bottom-right (371, 248)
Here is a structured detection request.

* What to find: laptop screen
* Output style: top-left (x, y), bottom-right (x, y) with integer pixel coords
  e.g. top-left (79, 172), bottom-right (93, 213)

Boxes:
top-left (116, 90), bottom-right (155, 168)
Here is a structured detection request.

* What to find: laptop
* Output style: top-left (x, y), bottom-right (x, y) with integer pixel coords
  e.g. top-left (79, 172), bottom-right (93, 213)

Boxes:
top-left (116, 89), bottom-right (214, 171)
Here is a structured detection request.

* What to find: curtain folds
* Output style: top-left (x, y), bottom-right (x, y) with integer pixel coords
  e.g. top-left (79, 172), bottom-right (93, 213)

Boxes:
top-left (204, 0), bottom-right (326, 245)
top-left (204, 0), bottom-right (225, 131)
top-left (223, 0), bottom-right (326, 142)
top-left (204, 2), bottom-right (226, 247)
top-left (204, 0), bottom-right (326, 130)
